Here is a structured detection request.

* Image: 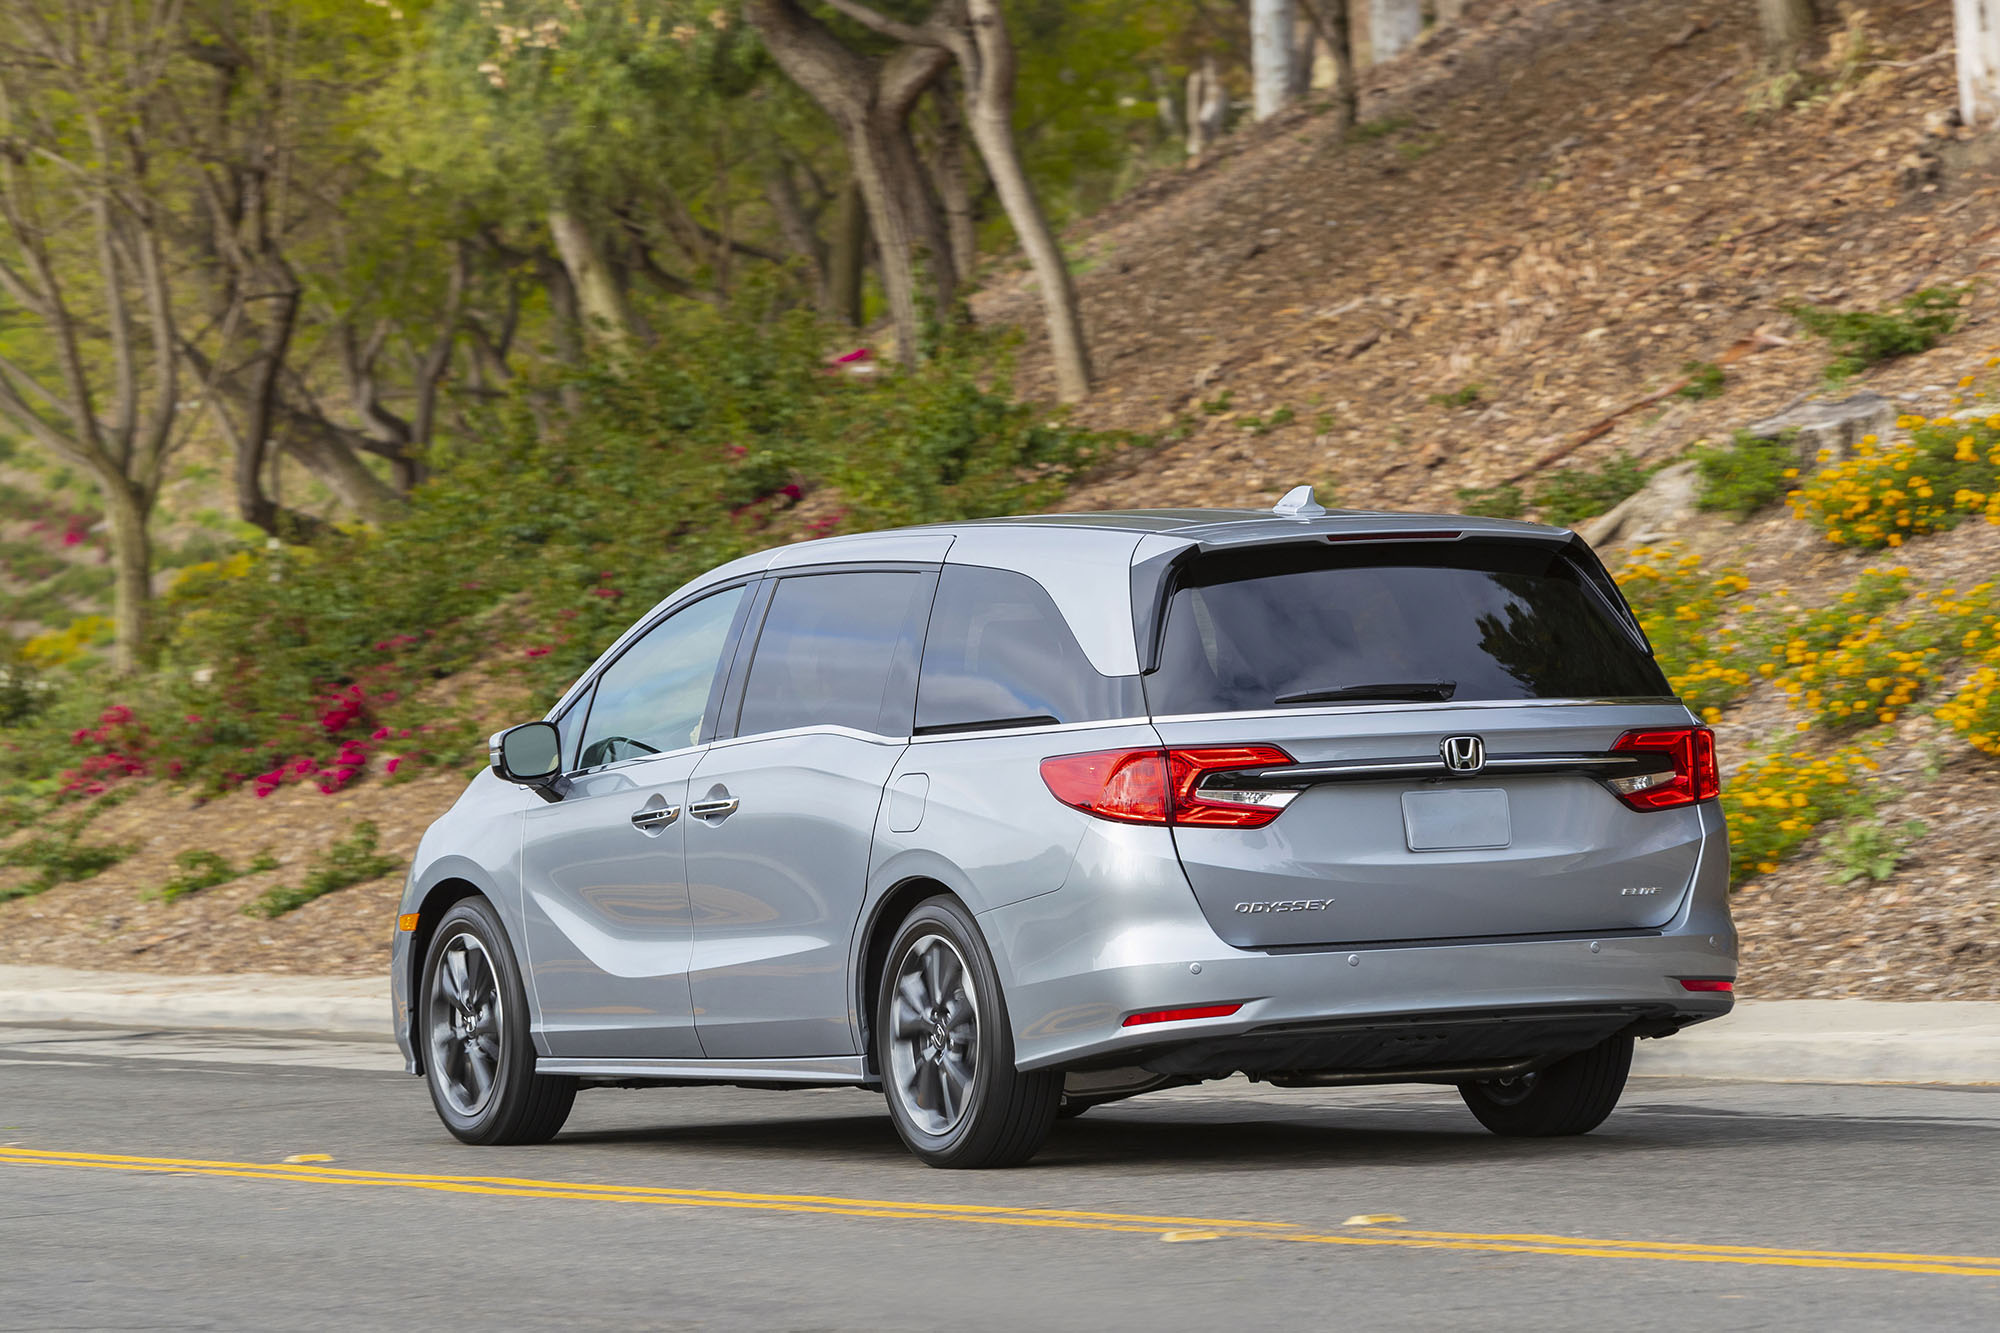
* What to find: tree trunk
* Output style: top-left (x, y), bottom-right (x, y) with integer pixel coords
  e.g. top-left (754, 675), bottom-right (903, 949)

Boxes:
top-left (1758, 0), bottom-right (1817, 70)
top-left (930, 83), bottom-right (979, 288)
top-left (1956, 0), bottom-right (2000, 124)
top-left (98, 473), bottom-right (154, 675)
top-left (743, 0), bottom-right (947, 366)
top-left (956, 0), bottom-right (1091, 401)
top-left (1251, 0), bottom-right (1296, 121)
top-left (1369, 0), bottom-right (1423, 64)
top-left (547, 207), bottom-right (633, 348)
top-left (273, 409), bottom-right (405, 522)
top-left (828, 180), bottom-right (868, 326)
top-left (1301, 0), bottom-right (1358, 127)
top-left (1149, 65), bottom-right (1180, 139)
top-left (1186, 57), bottom-right (1227, 157)
top-left (765, 163), bottom-right (832, 312)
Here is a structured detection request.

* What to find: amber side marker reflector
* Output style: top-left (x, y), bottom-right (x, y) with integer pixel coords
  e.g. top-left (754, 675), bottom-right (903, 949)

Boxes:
top-left (397, 913), bottom-right (420, 932)
top-left (1122, 1003), bottom-right (1242, 1028)
top-left (1678, 978), bottom-right (1733, 993)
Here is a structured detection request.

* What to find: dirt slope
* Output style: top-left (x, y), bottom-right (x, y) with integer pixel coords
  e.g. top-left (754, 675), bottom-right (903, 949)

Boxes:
top-left (981, 0), bottom-right (1990, 512)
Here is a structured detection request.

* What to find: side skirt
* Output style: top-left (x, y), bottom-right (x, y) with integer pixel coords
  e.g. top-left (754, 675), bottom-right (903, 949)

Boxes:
top-left (537, 1054), bottom-right (871, 1085)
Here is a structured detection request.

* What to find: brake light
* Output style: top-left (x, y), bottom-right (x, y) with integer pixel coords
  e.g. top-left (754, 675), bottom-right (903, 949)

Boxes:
top-left (1040, 745), bottom-right (1295, 827)
top-left (1605, 727), bottom-right (1720, 811)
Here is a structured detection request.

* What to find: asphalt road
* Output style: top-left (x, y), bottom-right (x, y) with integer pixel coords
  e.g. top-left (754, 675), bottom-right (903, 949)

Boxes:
top-left (1, 1024), bottom-right (1996, 1331)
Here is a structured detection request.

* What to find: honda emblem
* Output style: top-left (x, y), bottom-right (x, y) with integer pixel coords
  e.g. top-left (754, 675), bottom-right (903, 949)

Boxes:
top-left (1440, 735), bottom-right (1486, 774)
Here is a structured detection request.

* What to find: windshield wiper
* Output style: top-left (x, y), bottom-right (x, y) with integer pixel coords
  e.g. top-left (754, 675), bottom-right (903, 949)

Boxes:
top-left (1273, 680), bottom-right (1457, 706)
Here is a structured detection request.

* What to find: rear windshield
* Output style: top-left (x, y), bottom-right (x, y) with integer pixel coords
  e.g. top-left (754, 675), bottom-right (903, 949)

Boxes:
top-left (1147, 540), bottom-right (1668, 716)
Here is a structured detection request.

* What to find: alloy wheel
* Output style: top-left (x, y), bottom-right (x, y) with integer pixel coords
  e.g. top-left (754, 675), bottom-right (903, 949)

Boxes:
top-left (887, 933), bottom-right (980, 1136)
top-left (427, 930), bottom-right (504, 1117)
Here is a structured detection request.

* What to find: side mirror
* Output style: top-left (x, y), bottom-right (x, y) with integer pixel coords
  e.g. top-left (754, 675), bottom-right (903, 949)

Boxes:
top-left (490, 722), bottom-right (567, 801)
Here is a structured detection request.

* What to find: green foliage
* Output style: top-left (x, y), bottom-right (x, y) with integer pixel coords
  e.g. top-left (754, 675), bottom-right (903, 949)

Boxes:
top-left (1199, 389), bottom-right (1235, 415)
top-left (1350, 114), bottom-right (1414, 142)
top-left (1677, 360), bottom-right (1726, 400)
top-left (1454, 483), bottom-right (1525, 520)
top-left (1429, 384), bottom-right (1483, 410)
top-left (1532, 453), bottom-right (1651, 527)
top-left (246, 823), bottom-right (398, 919)
top-left (156, 848), bottom-right (273, 903)
top-left (0, 817), bottom-right (126, 902)
top-left (1826, 818), bottom-right (1927, 885)
top-left (1239, 406), bottom-right (1294, 435)
top-left (1792, 287), bottom-right (1971, 381)
top-left (1695, 431), bottom-right (1796, 517)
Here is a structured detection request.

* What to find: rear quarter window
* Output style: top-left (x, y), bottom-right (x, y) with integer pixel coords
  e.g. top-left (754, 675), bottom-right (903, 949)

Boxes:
top-left (1148, 539), bottom-right (1669, 716)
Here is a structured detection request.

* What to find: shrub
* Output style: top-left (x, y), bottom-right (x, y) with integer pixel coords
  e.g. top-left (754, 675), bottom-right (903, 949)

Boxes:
top-left (1932, 594), bottom-right (2000, 754)
top-left (1453, 482), bottom-right (1524, 519)
top-left (1826, 818), bottom-right (1927, 885)
top-left (0, 818), bottom-right (127, 902)
top-left (156, 847), bottom-right (275, 902)
top-left (1791, 286), bottom-right (1969, 380)
top-left (1694, 430), bottom-right (1796, 517)
top-left (1722, 746), bottom-right (1880, 886)
top-left (1757, 573), bottom-right (1980, 729)
top-left (1676, 360), bottom-right (1726, 401)
top-left (246, 821), bottom-right (398, 918)
top-left (1613, 545), bottom-right (1754, 721)
top-left (1532, 452), bottom-right (1651, 527)
top-left (1788, 415), bottom-right (2000, 547)
top-left (1429, 384), bottom-right (1483, 410)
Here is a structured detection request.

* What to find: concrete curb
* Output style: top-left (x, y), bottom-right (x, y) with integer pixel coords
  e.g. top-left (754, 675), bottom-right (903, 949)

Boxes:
top-left (1631, 999), bottom-right (2000, 1085)
top-left (0, 965), bottom-right (387, 1042)
top-left (3, 966), bottom-right (1996, 1084)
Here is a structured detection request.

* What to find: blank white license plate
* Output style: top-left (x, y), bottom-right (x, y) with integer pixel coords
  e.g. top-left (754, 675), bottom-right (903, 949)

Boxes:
top-left (1402, 788), bottom-right (1511, 852)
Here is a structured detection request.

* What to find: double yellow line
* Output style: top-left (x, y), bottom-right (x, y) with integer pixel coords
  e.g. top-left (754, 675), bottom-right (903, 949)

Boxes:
top-left (6, 1146), bottom-right (1998, 1279)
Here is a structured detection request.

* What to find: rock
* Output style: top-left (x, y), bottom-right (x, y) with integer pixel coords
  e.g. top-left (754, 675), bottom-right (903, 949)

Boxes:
top-left (1574, 460), bottom-right (1699, 547)
top-left (1741, 391), bottom-right (1900, 466)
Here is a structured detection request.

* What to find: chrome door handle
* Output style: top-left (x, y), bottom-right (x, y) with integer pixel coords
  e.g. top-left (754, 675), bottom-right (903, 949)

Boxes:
top-left (689, 796), bottom-right (739, 819)
top-left (630, 805), bottom-right (681, 830)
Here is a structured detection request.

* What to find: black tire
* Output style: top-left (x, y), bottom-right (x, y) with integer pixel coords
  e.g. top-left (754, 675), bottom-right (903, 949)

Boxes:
top-left (420, 897), bottom-right (575, 1145)
top-left (875, 895), bottom-right (1060, 1168)
top-left (1459, 1034), bottom-right (1633, 1137)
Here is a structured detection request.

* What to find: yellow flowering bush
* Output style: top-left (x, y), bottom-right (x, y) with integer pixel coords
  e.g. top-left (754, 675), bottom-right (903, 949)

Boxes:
top-left (19, 616), bottom-right (115, 668)
top-left (1613, 545), bottom-right (1754, 721)
top-left (1934, 598), bottom-right (2000, 754)
top-left (1722, 745), bottom-right (1881, 886)
top-left (1788, 416), bottom-right (2000, 547)
top-left (1752, 570), bottom-right (1985, 729)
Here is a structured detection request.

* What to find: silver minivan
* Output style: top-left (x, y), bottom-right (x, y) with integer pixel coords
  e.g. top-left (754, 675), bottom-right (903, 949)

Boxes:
top-left (391, 490), bottom-right (1734, 1167)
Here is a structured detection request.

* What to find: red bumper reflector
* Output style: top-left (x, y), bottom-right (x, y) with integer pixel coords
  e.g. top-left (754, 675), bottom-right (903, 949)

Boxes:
top-left (1121, 1003), bottom-right (1243, 1028)
top-left (1679, 978), bottom-right (1734, 993)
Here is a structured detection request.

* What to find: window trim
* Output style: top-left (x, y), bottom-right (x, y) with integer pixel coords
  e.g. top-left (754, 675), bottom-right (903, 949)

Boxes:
top-left (717, 562), bottom-right (940, 744)
top-left (564, 578), bottom-right (760, 776)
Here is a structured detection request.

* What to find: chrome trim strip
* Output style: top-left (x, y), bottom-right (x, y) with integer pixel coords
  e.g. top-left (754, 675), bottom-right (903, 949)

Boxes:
top-left (706, 724), bottom-right (909, 750)
top-left (908, 716), bottom-right (1153, 744)
top-left (537, 1055), bottom-right (869, 1083)
top-left (1227, 751), bottom-right (1659, 789)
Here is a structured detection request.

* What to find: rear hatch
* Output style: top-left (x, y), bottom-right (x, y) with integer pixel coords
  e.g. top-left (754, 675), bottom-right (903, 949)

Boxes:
top-left (1142, 535), bottom-right (1711, 950)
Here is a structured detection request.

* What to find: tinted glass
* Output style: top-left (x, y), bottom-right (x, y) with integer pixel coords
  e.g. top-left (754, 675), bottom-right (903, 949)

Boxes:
top-left (1149, 541), bottom-right (1667, 715)
top-left (738, 571), bottom-right (927, 736)
top-left (577, 587), bottom-right (744, 768)
top-left (917, 565), bottom-right (1139, 733)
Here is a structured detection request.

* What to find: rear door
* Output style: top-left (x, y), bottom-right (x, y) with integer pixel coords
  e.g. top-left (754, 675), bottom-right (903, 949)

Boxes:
top-left (1144, 538), bottom-right (1708, 949)
top-left (686, 566), bottom-right (936, 1058)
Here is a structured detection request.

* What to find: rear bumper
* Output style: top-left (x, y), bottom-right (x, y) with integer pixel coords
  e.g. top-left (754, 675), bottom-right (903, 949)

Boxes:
top-left (980, 802), bottom-right (1735, 1077)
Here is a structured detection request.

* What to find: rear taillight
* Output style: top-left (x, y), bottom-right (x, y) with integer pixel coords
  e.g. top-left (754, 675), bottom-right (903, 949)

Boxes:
top-left (1040, 745), bottom-right (1295, 828)
top-left (1605, 727), bottom-right (1720, 811)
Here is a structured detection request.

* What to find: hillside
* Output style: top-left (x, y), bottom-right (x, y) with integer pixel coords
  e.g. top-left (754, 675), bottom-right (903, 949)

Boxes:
top-left (4, 0), bottom-right (1998, 999)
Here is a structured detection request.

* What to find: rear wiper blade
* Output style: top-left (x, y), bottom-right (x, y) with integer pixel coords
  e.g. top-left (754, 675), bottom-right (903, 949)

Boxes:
top-left (1273, 680), bottom-right (1457, 706)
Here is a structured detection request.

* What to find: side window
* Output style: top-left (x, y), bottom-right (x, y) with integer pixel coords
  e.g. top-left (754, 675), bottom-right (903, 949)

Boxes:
top-left (576, 586), bottom-right (746, 769)
top-left (737, 571), bottom-right (927, 737)
top-left (916, 565), bottom-right (1140, 733)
